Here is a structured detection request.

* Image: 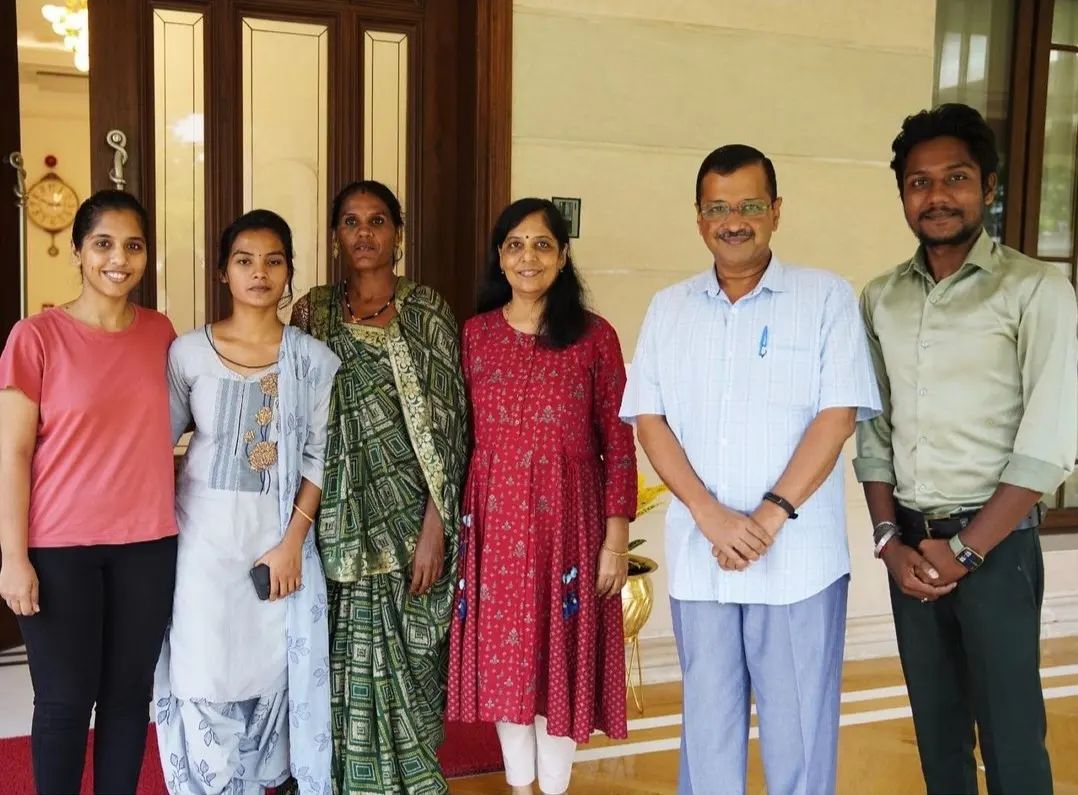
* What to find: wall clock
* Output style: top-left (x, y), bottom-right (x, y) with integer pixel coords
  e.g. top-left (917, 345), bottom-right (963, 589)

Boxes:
top-left (27, 172), bottom-right (79, 256)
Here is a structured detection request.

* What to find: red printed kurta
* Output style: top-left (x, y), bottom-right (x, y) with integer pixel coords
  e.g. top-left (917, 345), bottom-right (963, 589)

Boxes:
top-left (446, 310), bottom-right (637, 742)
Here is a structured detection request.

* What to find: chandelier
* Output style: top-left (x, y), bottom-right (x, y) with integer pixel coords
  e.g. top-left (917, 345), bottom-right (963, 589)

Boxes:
top-left (41, 1), bottom-right (89, 73)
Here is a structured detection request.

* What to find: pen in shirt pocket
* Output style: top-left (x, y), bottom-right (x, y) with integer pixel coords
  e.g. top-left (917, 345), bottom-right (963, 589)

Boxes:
top-left (758, 325), bottom-right (769, 358)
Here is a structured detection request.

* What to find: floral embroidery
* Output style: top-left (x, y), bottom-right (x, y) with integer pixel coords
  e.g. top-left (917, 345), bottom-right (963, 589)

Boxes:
top-left (243, 371), bottom-right (278, 489)
top-left (248, 440), bottom-right (278, 471)
top-left (560, 565), bottom-right (580, 621)
top-left (561, 591), bottom-right (579, 620)
top-left (259, 372), bottom-right (278, 397)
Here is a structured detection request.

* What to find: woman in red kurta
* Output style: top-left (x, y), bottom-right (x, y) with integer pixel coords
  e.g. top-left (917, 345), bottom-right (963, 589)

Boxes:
top-left (446, 198), bottom-right (637, 795)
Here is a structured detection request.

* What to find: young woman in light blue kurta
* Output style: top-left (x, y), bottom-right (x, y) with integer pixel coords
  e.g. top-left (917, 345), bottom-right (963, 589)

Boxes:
top-left (154, 210), bottom-right (340, 795)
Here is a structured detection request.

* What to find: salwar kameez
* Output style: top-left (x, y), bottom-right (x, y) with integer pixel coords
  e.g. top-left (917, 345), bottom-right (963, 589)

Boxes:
top-left (155, 327), bottom-right (340, 795)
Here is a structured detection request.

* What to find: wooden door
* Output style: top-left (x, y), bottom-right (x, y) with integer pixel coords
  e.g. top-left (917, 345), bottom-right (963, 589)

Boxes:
top-left (87, 0), bottom-right (512, 326)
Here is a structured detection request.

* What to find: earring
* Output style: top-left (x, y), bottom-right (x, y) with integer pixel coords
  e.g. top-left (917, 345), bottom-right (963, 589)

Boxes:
top-left (332, 238), bottom-right (340, 261)
top-left (393, 245), bottom-right (403, 264)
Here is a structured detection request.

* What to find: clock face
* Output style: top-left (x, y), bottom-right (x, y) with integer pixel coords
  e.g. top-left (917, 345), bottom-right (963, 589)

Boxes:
top-left (27, 175), bottom-right (79, 233)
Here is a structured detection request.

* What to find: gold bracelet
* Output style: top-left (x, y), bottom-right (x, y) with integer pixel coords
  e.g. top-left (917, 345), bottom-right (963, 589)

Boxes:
top-left (293, 503), bottom-right (315, 524)
top-left (602, 543), bottom-right (629, 558)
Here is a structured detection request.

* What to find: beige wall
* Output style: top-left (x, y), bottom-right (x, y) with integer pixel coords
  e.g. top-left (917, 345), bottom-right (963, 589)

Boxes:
top-left (512, 0), bottom-right (1078, 655)
top-left (17, 66), bottom-right (89, 314)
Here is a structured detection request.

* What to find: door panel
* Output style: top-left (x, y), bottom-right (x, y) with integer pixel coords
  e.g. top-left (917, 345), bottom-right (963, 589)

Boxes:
top-left (153, 8), bottom-right (207, 333)
top-left (240, 15), bottom-right (331, 313)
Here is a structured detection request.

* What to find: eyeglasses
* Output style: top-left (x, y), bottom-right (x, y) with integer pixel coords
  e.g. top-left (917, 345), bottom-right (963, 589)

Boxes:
top-left (698, 199), bottom-right (772, 221)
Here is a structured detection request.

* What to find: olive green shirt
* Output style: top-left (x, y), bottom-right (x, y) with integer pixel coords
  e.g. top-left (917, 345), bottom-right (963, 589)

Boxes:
top-left (854, 230), bottom-right (1078, 514)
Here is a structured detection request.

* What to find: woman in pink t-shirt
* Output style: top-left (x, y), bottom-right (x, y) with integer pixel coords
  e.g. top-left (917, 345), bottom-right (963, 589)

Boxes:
top-left (0, 190), bottom-right (179, 795)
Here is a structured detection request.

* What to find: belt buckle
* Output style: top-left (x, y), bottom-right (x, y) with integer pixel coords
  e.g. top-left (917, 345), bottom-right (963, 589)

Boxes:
top-left (923, 513), bottom-right (950, 539)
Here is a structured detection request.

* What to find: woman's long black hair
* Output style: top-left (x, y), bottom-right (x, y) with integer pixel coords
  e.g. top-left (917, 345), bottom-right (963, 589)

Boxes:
top-left (477, 198), bottom-right (590, 349)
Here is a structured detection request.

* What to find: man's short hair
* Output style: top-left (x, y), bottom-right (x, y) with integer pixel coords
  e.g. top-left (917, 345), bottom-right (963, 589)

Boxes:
top-left (695, 144), bottom-right (778, 205)
top-left (889, 103), bottom-right (999, 192)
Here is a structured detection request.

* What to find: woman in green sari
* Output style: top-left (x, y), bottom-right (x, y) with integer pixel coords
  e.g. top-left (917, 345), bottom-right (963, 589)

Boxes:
top-left (291, 180), bottom-right (467, 795)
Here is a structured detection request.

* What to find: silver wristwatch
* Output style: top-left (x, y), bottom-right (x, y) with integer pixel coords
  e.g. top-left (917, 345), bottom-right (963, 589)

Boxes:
top-left (872, 521), bottom-right (899, 559)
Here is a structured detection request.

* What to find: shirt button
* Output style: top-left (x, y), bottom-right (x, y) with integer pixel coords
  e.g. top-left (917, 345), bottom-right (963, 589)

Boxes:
top-left (919, 388), bottom-right (927, 396)
top-left (919, 435), bottom-right (928, 444)
top-left (929, 296), bottom-right (938, 304)
top-left (920, 341), bottom-right (929, 349)
top-left (917, 484), bottom-right (927, 492)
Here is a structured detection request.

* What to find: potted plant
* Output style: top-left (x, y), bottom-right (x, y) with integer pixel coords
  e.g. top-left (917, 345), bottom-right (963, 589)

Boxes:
top-left (622, 475), bottom-right (667, 711)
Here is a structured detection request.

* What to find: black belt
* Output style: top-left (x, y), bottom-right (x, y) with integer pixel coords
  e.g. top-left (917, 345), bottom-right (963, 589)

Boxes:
top-left (895, 502), bottom-right (1043, 545)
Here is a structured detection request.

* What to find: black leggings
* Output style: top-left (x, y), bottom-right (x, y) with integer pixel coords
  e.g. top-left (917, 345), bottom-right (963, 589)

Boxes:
top-left (17, 536), bottom-right (177, 795)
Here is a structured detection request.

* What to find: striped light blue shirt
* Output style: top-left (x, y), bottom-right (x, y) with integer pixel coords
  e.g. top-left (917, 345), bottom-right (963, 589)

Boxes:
top-left (620, 257), bottom-right (881, 605)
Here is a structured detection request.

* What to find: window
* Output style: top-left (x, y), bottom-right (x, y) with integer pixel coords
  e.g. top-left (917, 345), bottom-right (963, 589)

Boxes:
top-left (934, 0), bottom-right (1078, 531)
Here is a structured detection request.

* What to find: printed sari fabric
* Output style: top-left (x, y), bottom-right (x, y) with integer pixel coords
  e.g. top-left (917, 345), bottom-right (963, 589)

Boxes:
top-left (293, 280), bottom-right (467, 794)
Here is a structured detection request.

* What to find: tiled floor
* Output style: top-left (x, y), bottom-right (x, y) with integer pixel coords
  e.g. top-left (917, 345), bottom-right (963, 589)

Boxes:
top-left (449, 636), bottom-right (1078, 794)
top-left (3, 639), bottom-right (1077, 794)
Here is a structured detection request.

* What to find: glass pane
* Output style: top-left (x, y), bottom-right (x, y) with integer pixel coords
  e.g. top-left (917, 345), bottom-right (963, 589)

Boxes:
top-left (1036, 50), bottom-right (1078, 259)
top-left (364, 30), bottom-right (409, 274)
top-left (933, 0), bottom-right (1015, 240)
top-left (242, 18), bottom-right (329, 309)
top-left (1053, 0), bottom-right (1078, 46)
top-left (1048, 260), bottom-right (1074, 281)
top-left (153, 9), bottom-right (205, 334)
top-left (1059, 470), bottom-right (1078, 507)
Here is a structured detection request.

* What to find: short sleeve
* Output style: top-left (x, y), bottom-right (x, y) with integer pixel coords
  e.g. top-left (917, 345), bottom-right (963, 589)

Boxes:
top-left (0, 319), bottom-right (46, 403)
top-left (817, 278), bottom-right (882, 421)
top-left (619, 295), bottom-right (666, 422)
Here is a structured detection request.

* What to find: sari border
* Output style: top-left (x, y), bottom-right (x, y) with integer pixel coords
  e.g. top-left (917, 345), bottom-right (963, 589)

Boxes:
top-left (384, 281), bottom-right (452, 530)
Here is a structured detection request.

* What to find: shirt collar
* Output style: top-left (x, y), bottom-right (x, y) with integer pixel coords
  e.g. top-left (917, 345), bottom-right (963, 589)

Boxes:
top-left (694, 253), bottom-right (789, 299)
top-left (903, 228), bottom-right (998, 278)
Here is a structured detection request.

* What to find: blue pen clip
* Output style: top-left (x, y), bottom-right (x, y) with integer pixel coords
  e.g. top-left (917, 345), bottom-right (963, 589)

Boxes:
top-left (758, 325), bottom-right (769, 358)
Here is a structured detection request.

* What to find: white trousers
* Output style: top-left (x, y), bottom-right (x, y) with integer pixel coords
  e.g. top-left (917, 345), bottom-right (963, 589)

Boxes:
top-left (495, 715), bottom-right (577, 794)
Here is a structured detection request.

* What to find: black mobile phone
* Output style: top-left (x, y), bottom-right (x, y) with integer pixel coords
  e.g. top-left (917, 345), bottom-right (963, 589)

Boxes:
top-left (249, 563), bottom-right (271, 601)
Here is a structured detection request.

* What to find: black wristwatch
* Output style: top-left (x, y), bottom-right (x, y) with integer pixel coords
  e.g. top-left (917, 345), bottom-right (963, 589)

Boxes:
top-left (762, 491), bottom-right (798, 519)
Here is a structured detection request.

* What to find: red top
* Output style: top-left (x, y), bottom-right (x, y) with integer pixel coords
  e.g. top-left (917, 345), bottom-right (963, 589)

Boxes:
top-left (0, 306), bottom-right (179, 547)
top-left (447, 310), bottom-right (637, 741)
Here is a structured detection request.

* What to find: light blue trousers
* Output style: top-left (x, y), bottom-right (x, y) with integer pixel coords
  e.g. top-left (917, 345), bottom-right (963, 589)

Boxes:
top-left (671, 575), bottom-right (849, 795)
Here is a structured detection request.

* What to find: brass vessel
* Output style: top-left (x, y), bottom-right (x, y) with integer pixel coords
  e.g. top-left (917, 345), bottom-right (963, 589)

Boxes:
top-left (621, 554), bottom-right (657, 638)
top-left (621, 554), bottom-right (658, 713)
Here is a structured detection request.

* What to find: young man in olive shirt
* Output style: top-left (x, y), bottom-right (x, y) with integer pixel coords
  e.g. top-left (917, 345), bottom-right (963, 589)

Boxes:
top-left (855, 103), bottom-right (1077, 794)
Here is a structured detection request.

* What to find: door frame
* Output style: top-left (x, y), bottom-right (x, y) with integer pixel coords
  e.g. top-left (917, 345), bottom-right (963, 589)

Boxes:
top-left (1003, 0), bottom-right (1078, 532)
top-left (0, 0), bottom-right (24, 651)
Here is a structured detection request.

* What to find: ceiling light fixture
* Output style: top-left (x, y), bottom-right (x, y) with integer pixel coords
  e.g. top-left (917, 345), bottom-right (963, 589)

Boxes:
top-left (41, 1), bottom-right (89, 73)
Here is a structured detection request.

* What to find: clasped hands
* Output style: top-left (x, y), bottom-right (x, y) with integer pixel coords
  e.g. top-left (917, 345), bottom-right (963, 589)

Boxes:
top-left (698, 498), bottom-right (788, 572)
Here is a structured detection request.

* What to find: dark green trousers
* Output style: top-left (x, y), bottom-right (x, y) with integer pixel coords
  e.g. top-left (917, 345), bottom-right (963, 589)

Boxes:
top-left (890, 528), bottom-right (1053, 795)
